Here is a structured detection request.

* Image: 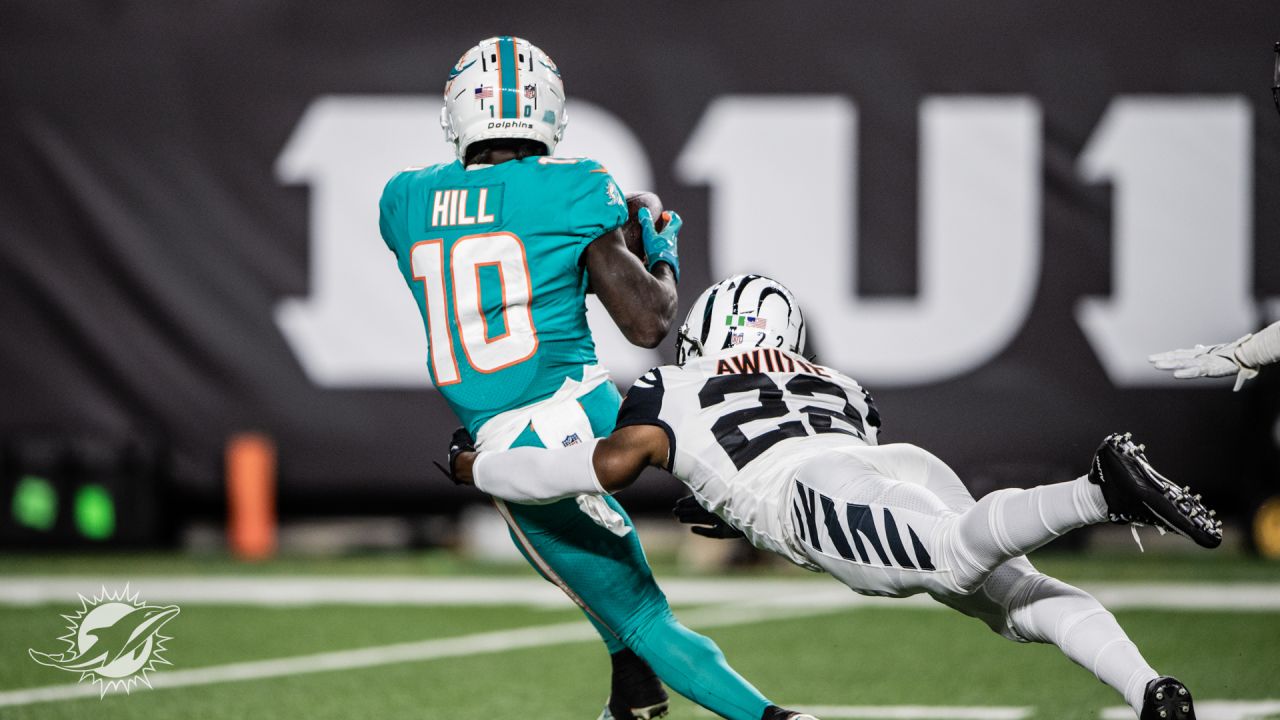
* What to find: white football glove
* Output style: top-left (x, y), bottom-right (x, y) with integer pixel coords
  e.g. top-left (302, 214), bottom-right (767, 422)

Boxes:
top-left (1149, 335), bottom-right (1258, 391)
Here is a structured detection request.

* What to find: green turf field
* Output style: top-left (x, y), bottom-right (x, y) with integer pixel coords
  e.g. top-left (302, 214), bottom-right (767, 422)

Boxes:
top-left (1, 550), bottom-right (1277, 720)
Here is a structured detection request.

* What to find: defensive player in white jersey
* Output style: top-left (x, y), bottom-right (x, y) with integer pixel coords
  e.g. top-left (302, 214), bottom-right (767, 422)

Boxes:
top-left (444, 275), bottom-right (1223, 720)
top-left (1150, 321), bottom-right (1280, 390)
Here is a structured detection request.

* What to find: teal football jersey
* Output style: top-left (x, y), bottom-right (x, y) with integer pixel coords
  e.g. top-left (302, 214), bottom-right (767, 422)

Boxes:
top-left (379, 156), bottom-right (628, 433)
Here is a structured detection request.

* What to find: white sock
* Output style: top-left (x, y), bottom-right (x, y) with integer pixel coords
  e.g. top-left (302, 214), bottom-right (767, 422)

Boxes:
top-left (999, 571), bottom-right (1157, 713)
top-left (949, 476), bottom-right (1108, 585)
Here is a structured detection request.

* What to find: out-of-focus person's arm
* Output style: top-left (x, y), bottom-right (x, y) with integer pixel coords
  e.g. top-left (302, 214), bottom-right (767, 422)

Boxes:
top-left (1149, 321), bottom-right (1280, 390)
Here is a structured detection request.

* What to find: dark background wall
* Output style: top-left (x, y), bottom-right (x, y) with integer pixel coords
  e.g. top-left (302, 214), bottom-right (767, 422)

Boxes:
top-left (1, 2), bottom-right (1276, 525)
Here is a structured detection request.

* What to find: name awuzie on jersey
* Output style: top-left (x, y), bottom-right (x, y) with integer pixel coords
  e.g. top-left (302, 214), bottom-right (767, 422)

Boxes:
top-left (713, 348), bottom-right (830, 378)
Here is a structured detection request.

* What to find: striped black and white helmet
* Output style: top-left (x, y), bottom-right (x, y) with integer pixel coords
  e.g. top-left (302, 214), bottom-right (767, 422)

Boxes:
top-left (675, 274), bottom-right (807, 364)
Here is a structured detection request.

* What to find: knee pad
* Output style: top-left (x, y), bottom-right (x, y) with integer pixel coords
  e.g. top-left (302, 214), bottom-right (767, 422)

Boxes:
top-left (1002, 572), bottom-right (1100, 646)
top-left (975, 487), bottom-right (1024, 558)
top-left (934, 489), bottom-right (1027, 595)
top-left (929, 514), bottom-right (986, 595)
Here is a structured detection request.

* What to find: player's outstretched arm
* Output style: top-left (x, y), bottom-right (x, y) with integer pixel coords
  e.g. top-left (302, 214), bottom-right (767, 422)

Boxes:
top-left (452, 425), bottom-right (670, 503)
top-left (1149, 320), bottom-right (1280, 390)
top-left (584, 209), bottom-right (681, 348)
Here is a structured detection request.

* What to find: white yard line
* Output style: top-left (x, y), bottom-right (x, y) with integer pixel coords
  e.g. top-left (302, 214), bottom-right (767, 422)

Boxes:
top-left (1102, 700), bottom-right (1280, 719)
top-left (758, 707), bottom-right (1032, 719)
top-left (0, 601), bottom-right (842, 709)
top-left (2, 580), bottom-right (1274, 713)
top-left (1, 577), bottom-right (1279, 611)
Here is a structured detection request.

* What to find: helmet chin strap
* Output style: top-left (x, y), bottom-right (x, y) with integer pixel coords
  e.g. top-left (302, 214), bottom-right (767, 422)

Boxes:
top-left (675, 326), bottom-right (704, 365)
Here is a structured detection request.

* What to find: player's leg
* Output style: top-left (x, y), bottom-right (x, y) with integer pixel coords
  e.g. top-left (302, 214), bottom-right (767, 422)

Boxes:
top-left (787, 443), bottom-right (1090, 597)
top-left (503, 517), bottom-right (673, 720)
top-left (795, 446), bottom-right (1189, 716)
top-left (497, 497), bottom-right (664, 719)
top-left (498, 495), bottom-right (775, 720)
top-left (802, 441), bottom-right (1208, 595)
top-left (491, 396), bottom-right (667, 718)
top-left (888, 442), bottom-right (1114, 593)
top-left (789, 450), bottom-right (1165, 710)
top-left (915, 453), bottom-right (1193, 718)
top-left (909, 436), bottom-right (1221, 593)
top-left (937, 557), bottom-right (1195, 718)
top-left (491, 382), bottom-right (789, 720)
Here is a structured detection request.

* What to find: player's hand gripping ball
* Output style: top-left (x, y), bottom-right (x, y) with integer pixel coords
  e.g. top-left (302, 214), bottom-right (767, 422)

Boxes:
top-left (637, 207), bottom-right (681, 280)
top-left (623, 192), bottom-right (666, 260)
top-left (586, 192), bottom-right (679, 293)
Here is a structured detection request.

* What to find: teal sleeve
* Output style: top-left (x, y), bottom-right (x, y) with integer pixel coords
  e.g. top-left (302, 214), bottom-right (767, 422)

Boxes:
top-left (564, 160), bottom-right (629, 260)
top-left (378, 172), bottom-right (411, 256)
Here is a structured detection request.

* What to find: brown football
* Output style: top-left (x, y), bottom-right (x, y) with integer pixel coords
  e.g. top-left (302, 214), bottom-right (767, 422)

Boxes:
top-left (622, 191), bottom-right (665, 262)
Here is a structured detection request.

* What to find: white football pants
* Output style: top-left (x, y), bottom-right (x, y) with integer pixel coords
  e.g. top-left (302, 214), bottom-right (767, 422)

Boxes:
top-left (787, 443), bottom-right (1158, 714)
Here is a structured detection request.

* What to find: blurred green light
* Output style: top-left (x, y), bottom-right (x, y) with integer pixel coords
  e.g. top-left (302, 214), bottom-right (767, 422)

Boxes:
top-left (12, 475), bottom-right (57, 531)
top-left (74, 484), bottom-right (116, 540)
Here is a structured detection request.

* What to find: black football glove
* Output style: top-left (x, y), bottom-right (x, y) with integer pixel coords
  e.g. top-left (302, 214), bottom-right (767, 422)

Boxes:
top-left (433, 427), bottom-right (475, 485)
top-left (672, 495), bottom-right (744, 539)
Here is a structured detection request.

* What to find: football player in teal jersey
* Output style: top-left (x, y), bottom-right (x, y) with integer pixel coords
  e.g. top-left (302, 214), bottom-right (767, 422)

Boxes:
top-left (378, 36), bottom-right (809, 720)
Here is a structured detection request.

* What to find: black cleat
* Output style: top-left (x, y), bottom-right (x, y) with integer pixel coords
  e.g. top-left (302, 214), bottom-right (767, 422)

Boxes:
top-left (597, 649), bottom-right (668, 720)
top-left (1140, 676), bottom-right (1195, 720)
top-left (1088, 433), bottom-right (1223, 549)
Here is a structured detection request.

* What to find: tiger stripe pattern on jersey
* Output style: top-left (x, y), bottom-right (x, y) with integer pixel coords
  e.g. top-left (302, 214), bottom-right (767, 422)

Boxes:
top-left (792, 479), bottom-right (936, 573)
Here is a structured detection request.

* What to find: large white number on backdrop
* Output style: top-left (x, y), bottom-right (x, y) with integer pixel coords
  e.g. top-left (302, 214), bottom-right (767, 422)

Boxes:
top-left (1077, 98), bottom-right (1257, 385)
top-left (275, 96), bottom-right (660, 387)
top-left (678, 96), bottom-right (1041, 384)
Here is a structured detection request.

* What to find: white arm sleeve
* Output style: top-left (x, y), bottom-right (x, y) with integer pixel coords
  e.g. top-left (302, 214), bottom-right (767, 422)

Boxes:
top-left (1236, 321), bottom-right (1280, 370)
top-left (472, 438), bottom-right (604, 504)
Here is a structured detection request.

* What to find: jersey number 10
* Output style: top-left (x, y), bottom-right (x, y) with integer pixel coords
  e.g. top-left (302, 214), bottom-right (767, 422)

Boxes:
top-left (410, 232), bottom-right (539, 385)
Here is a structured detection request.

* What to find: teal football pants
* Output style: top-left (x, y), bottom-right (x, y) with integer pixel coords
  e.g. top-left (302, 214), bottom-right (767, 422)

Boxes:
top-left (494, 384), bottom-right (771, 720)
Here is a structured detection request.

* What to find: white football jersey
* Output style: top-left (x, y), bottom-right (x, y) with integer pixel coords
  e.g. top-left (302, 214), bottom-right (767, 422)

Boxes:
top-left (617, 347), bottom-right (881, 568)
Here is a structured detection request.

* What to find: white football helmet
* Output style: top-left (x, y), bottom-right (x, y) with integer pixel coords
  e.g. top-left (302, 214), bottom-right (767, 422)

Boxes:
top-left (675, 275), bottom-right (807, 364)
top-left (441, 36), bottom-right (568, 161)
